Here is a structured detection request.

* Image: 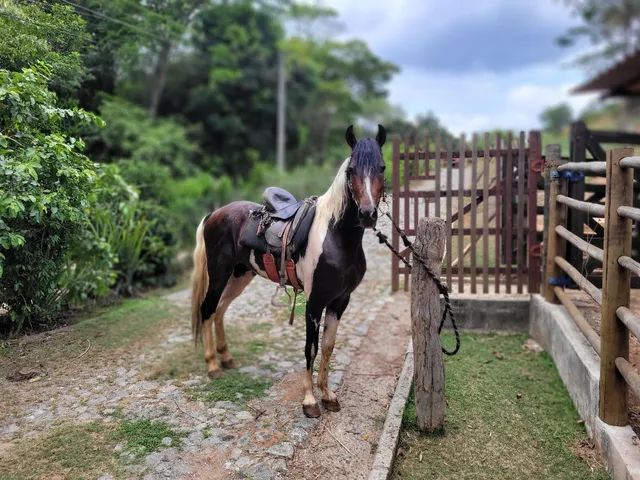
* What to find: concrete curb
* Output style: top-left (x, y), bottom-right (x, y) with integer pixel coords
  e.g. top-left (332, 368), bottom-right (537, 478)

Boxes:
top-left (368, 340), bottom-right (414, 480)
top-left (530, 294), bottom-right (640, 480)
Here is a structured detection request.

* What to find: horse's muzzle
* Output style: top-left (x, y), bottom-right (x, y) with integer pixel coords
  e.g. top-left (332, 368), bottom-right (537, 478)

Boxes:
top-left (359, 207), bottom-right (378, 228)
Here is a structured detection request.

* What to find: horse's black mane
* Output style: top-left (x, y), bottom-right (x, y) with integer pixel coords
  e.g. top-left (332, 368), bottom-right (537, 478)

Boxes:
top-left (351, 138), bottom-right (382, 169)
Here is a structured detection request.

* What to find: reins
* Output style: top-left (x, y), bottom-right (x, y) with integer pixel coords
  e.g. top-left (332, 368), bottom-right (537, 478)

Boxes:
top-left (374, 199), bottom-right (461, 356)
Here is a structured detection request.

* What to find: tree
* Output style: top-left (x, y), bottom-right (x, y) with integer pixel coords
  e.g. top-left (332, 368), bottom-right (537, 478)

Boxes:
top-left (539, 103), bottom-right (573, 133)
top-left (0, 0), bottom-right (90, 103)
top-left (558, 0), bottom-right (640, 70)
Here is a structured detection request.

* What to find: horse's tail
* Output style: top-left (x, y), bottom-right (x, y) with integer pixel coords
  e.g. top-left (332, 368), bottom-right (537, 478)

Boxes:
top-left (191, 215), bottom-right (209, 345)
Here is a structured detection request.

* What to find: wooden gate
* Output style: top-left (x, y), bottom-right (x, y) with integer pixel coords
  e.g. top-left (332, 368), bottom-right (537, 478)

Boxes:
top-left (390, 131), bottom-right (543, 293)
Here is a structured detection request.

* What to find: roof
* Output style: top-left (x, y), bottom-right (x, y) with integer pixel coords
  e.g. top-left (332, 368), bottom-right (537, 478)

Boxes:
top-left (573, 49), bottom-right (640, 96)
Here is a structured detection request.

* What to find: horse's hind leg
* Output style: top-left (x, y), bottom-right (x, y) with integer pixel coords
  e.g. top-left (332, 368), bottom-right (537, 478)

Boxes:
top-left (214, 270), bottom-right (254, 369)
top-left (200, 262), bottom-right (233, 379)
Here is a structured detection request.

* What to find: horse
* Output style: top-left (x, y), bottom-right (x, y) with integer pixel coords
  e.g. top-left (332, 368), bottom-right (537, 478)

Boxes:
top-left (190, 124), bottom-right (387, 418)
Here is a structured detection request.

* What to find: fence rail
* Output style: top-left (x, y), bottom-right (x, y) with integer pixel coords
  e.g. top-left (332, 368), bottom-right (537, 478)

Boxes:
top-left (544, 145), bottom-right (640, 426)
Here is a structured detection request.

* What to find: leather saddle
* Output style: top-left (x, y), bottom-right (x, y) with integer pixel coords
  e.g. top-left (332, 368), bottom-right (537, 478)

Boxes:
top-left (240, 187), bottom-right (317, 292)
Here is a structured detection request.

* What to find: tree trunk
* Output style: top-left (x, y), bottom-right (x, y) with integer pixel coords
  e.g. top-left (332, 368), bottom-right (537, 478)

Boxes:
top-left (148, 41), bottom-right (172, 119)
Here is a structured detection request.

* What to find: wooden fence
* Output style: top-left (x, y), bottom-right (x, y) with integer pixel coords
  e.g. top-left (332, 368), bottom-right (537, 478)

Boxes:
top-left (544, 145), bottom-right (640, 426)
top-left (390, 131), bottom-right (543, 294)
top-left (565, 121), bottom-right (640, 287)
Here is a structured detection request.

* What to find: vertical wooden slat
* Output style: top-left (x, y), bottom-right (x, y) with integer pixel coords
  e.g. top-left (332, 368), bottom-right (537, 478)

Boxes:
top-left (413, 140), bottom-right (419, 231)
top-left (446, 138), bottom-right (453, 288)
top-left (403, 137), bottom-right (410, 291)
top-left (517, 131), bottom-right (525, 293)
top-left (599, 147), bottom-right (634, 426)
top-left (391, 136), bottom-right (400, 292)
top-left (470, 134), bottom-right (478, 293)
top-left (424, 133), bottom-right (430, 216)
top-left (482, 132), bottom-right (490, 293)
top-left (458, 134), bottom-right (466, 293)
top-left (568, 121), bottom-right (587, 272)
top-left (527, 131), bottom-right (542, 293)
top-left (494, 133), bottom-right (502, 291)
top-left (413, 134), bottom-right (420, 177)
top-left (543, 144), bottom-right (564, 302)
top-left (505, 132), bottom-right (514, 293)
top-left (435, 133), bottom-right (441, 218)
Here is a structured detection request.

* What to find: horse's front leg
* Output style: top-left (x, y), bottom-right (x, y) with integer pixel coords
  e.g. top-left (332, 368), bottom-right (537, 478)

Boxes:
top-left (302, 300), bottom-right (324, 418)
top-left (317, 296), bottom-right (349, 412)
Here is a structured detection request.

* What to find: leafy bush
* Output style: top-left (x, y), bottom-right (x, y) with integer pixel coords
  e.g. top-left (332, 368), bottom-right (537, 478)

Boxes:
top-left (93, 97), bottom-right (197, 177)
top-left (0, 65), bottom-right (107, 331)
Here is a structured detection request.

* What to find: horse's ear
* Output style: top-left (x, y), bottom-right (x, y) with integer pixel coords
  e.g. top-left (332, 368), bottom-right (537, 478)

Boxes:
top-left (376, 124), bottom-right (387, 147)
top-left (345, 125), bottom-right (357, 149)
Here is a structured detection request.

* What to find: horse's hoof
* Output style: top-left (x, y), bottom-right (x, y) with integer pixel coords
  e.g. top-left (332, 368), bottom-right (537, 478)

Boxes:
top-left (207, 368), bottom-right (224, 379)
top-left (302, 403), bottom-right (322, 418)
top-left (221, 359), bottom-right (238, 370)
top-left (321, 398), bottom-right (341, 412)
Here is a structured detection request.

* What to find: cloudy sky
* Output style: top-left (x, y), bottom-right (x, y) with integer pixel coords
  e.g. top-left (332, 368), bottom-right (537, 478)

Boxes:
top-left (322, 0), bottom-right (600, 134)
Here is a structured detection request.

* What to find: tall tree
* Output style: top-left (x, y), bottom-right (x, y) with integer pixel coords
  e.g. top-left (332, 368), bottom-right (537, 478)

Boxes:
top-left (558, 0), bottom-right (640, 70)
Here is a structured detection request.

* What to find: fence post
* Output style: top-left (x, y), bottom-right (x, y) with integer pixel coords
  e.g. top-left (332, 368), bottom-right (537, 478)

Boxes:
top-left (568, 121), bottom-right (587, 273)
top-left (600, 147), bottom-right (633, 426)
top-left (527, 131), bottom-right (542, 293)
top-left (411, 217), bottom-right (446, 432)
top-left (391, 136), bottom-right (400, 292)
top-left (543, 145), bottom-right (565, 303)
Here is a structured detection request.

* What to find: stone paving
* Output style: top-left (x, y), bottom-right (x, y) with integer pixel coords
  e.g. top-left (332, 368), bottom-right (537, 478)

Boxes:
top-left (0, 214), bottom-right (394, 479)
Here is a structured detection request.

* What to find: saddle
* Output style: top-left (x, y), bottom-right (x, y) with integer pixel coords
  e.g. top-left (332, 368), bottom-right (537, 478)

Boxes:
top-left (240, 187), bottom-right (317, 294)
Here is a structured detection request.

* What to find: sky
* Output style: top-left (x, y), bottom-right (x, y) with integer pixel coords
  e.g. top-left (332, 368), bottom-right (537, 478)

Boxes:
top-left (322, 0), bottom-right (600, 134)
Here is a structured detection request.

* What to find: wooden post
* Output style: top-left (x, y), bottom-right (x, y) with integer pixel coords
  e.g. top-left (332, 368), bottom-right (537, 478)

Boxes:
top-left (527, 131), bottom-right (542, 293)
top-left (599, 147), bottom-right (633, 426)
top-left (411, 217), bottom-right (446, 432)
top-left (391, 136), bottom-right (400, 292)
top-left (543, 145), bottom-right (565, 303)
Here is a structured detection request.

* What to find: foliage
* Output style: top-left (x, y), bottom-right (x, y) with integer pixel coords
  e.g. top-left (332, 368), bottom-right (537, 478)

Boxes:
top-left (92, 97), bottom-right (198, 177)
top-left (558, 0), bottom-right (640, 70)
top-left (540, 103), bottom-right (573, 133)
top-left (0, 1), bottom-right (91, 102)
top-left (0, 65), bottom-right (106, 331)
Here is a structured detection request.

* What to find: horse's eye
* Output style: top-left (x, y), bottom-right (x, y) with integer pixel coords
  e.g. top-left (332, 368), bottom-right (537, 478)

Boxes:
top-left (380, 164), bottom-right (386, 172)
top-left (346, 167), bottom-right (354, 176)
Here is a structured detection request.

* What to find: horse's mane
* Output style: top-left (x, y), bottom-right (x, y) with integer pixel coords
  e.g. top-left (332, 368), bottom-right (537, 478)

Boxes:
top-left (316, 158), bottom-right (349, 226)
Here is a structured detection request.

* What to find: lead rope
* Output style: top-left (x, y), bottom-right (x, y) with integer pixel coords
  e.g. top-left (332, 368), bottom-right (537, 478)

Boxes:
top-left (374, 204), bottom-right (460, 356)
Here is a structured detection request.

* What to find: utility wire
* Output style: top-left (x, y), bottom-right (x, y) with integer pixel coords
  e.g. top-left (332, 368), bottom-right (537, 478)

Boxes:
top-left (56, 0), bottom-right (169, 42)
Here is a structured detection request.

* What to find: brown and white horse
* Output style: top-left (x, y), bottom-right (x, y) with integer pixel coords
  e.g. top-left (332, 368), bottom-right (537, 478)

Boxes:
top-left (191, 125), bottom-right (386, 418)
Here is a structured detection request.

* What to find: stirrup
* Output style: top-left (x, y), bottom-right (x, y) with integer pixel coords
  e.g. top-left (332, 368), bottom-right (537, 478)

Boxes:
top-left (271, 285), bottom-right (292, 307)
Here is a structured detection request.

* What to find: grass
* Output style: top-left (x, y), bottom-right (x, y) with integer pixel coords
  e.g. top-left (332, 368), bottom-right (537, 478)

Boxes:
top-left (0, 296), bottom-right (180, 374)
top-left (0, 419), bottom-right (183, 479)
top-left (188, 370), bottom-right (272, 404)
top-left (116, 419), bottom-right (183, 459)
top-left (391, 333), bottom-right (610, 480)
top-left (73, 297), bottom-right (179, 349)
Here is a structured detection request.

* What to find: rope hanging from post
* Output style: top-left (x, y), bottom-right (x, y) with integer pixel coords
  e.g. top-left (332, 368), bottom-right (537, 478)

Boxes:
top-left (374, 210), bottom-right (461, 356)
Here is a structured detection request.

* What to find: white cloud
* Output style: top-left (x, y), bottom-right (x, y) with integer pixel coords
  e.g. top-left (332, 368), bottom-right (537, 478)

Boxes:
top-left (315, 0), bottom-right (600, 134)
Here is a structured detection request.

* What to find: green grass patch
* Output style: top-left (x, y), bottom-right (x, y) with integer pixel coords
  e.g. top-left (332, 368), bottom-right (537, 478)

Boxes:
top-left (391, 333), bottom-right (609, 480)
top-left (0, 418), bottom-right (184, 479)
top-left (0, 422), bottom-right (122, 480)
top-left (189, 370), bottom-right (272, 404)
top-left (149, 324), bottom-right (273, 381)
top-left (73, 297), bottom-right (179, 349)
top-left (115, 419), bottom-right (183, 459)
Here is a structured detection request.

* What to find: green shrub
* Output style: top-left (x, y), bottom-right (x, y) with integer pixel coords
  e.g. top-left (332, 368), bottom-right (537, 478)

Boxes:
top-left (0, 65), bottom-right (107, 332)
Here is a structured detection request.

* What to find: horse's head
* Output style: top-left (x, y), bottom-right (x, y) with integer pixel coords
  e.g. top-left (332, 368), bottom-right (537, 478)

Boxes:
top-left (345, 124), bottom-right (386, 228)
